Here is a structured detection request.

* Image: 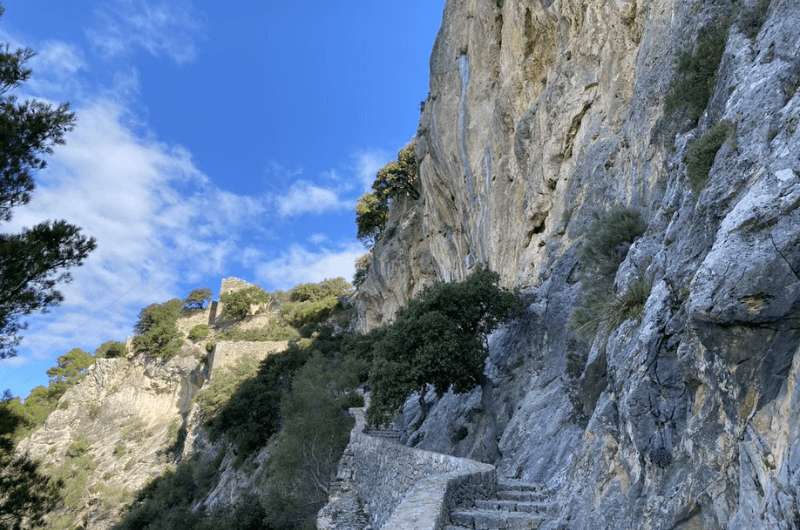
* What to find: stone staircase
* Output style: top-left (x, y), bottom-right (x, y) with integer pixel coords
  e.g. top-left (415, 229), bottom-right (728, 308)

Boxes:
top-left (362, 427), bottom-right (402, 441)
top-left (445, 478), bottom-right (555, 529)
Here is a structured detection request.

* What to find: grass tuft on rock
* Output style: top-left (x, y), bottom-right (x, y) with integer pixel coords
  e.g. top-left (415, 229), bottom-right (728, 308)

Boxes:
top-left (685, 121), bottom-right (733, 195)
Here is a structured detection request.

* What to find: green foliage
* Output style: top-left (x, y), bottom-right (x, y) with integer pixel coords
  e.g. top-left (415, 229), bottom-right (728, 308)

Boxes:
top-left (0, 393), bottom-right (63, 529)
top-left (95, 340), bottom-right (126, 359)
top-left (0, 19), bottom-right (96, 359)
top-left (737, 0), bottom-right (771, 40)
top-left (220, 286), bottom-right (270, 321)
top-left (187, 324), bottom-right (210, 342)
top-left (1, 341), bottom-right (116, 443)
top-left (355, 192), bottom-right (388, 245)
top-left (353, 253), bottom-right (370, 287)
top-left (664, 24), bottom-right (729, 126)
top-left (280, 296), bottom-right (341, 329)
top-left (196, 356), bottom-right (261, 420)
top-left (572, 276), bottom-right (652, 339)
top-left (216, 321), bottom-right (298, 342)
top-left (113, 453), bottom-right (225, 530)
top-left (289, 277), bottom-right (350, 303)
top-left (570, 207), bottom-right (648, 340)
top-left (578, 208), bottom-right (647, 281)
top-left (47, 348), bottom-right (95, 387)
top-left (132, 299), bottom-right (184, 358)
top-left (263, 355), bottom-right (358, 528)
top-left (49, 435), bottom-right (96, 511)
top-left (355, 142), bottom-right (419, 246)
top-left (183, 288), bottom-right (212, 311)
top-left (685, 121), bottom-right (733, 194)
top-left (366, 268), bottom-right (521, 426)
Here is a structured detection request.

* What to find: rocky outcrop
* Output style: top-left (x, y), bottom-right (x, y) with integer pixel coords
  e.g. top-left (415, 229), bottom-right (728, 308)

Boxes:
top-left (18, 349), bottom-right (206, 528)
top-left (354, 0), bottom-right (800, 528)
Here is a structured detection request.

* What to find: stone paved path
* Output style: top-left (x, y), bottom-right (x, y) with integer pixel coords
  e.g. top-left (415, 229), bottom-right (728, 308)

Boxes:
top-left (445, 478), bottom-right (555, 529)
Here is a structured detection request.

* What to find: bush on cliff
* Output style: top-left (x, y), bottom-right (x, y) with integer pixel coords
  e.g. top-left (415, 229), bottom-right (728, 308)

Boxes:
top-left (355, 142), bottom-right (419, 246)
top-left (685, 120), bottom-right (733, 194)
top-left (220, 285), bottom-right (270, 321)
top-left (366, 268), bottom-right (521, 426)
top-left (570, 207), bottom-right (647, 340)
top-left (132, 299), bottom-right (184, 358)
top-left (95, 340), bottom-right (127, 358)
top-left (187, 324), bottom-right (210, 342)
top-left (665, 23), bottom-right (729, 126)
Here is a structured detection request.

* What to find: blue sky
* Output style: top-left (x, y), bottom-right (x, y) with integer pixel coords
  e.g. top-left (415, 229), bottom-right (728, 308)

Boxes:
top-left (0, 0), bottom-right (444, 397)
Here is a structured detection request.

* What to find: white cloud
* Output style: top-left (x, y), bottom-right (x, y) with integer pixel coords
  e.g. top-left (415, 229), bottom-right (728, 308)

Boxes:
top-left (275, 180), bottom-right (352, 217)
top-left (308, 233), bottom-right (328, 244)
top-left (9, 100), bottom-right (265, 360)
top-left (353, 148), bottom-right (392, 191)
top-left (256, 243), bottom-right (364, 290)
top-left (87, 0), bottom-right (203, 64)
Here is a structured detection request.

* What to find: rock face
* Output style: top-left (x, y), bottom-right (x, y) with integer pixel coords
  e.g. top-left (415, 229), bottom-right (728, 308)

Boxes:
top-left (355, 0), bottom-right (800, 528)
top-left (18, 350), bottom-right (207, 528)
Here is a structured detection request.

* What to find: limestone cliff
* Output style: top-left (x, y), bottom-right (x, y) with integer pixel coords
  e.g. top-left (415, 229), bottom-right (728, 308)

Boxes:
top-left (355, 0), bottom-right (800, 528)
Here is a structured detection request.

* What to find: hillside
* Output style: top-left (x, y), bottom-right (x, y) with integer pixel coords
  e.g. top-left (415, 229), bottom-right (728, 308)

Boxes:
top-left (5, 0), bottom-right (800, 529)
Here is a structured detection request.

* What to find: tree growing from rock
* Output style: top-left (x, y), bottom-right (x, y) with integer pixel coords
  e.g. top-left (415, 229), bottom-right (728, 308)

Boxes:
top-left (0, 10), bottom-right (96, 359)
top-left (355, 142), bottom-right (419, 246)
top-left (367, 268), bottom-right (520, 426)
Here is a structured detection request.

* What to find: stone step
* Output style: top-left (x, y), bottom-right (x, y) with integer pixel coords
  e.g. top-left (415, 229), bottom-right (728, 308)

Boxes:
top-left (496, 490), bottom-right (549, 502)
top-left (474, 500), bottom-right (554, 514)
top-left (496, 479), bottom-right (543, 492)
top-left (450, 509), bottom-right (545, 529)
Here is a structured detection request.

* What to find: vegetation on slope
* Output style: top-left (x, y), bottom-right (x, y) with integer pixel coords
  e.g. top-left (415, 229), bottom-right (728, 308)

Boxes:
top-left (570, 207), bottom-right (648, 340)
top-left (356, 142), bottom-right (419, 246)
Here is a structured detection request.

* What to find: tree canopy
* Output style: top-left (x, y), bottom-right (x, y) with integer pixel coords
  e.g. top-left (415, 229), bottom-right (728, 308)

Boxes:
top-left (0, 22), bottom-right (96, 358)
top-left (183, 288), bottom-right (212, 311)
top-left (132, 299), bottom-right (184, 358)
top-left (355, 142), bottom-right (418, 246)
top-left (366, 268), bottom-right (520, 425)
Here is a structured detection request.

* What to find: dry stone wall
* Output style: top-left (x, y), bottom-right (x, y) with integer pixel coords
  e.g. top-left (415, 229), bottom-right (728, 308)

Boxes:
top-left (318, 408), bottom-right (494, 530)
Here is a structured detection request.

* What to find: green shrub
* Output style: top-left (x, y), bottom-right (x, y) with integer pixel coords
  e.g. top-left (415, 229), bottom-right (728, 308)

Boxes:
top-left (737, 0), bottom-right (771, 40)
top-left (280, 296), bottom-right (341, 328)
top-left (288, 277), bottom-right (350, 302)
top-left (95, 340), bottom-right (127, 358)
top-left (570, 207), bottom-right (647, 340)
top-left (132, 299), bottom-right (184, 359)
top-left (572, 276), bottom-right (652, 338)
top-left (113, 453), bottom-right (224, 530)
top-left (685, 121), bottom-right (733, 194)
top-left (367, 268), bottom-right (521, 425)
top-left (220, 286), bottom-right (270, 321)
top-left (356, 143), bottom-right (419, 246)
top-left (665, 24), bottom-right (729, 126)
top-left (207, 325), bottom-right (358, 459)
top-left (578, 208), bottom-right (646, 281)
top-left (355, 192), bottom-right (388, 245)
top-left (187, 324), bottom-right (210, 342)
top-left (263, 354), bottom-right (358, 527)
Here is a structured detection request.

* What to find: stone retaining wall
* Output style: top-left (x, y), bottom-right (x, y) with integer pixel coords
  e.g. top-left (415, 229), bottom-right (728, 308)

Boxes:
top-left (318, 407), bottom-right (495, 529)
top-left (208, 340), bottom-right (287, 376)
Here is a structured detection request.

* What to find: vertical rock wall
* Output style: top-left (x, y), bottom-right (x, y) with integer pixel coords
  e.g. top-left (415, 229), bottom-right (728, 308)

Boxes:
top-left (355, 0), bottom-right (800, 528)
